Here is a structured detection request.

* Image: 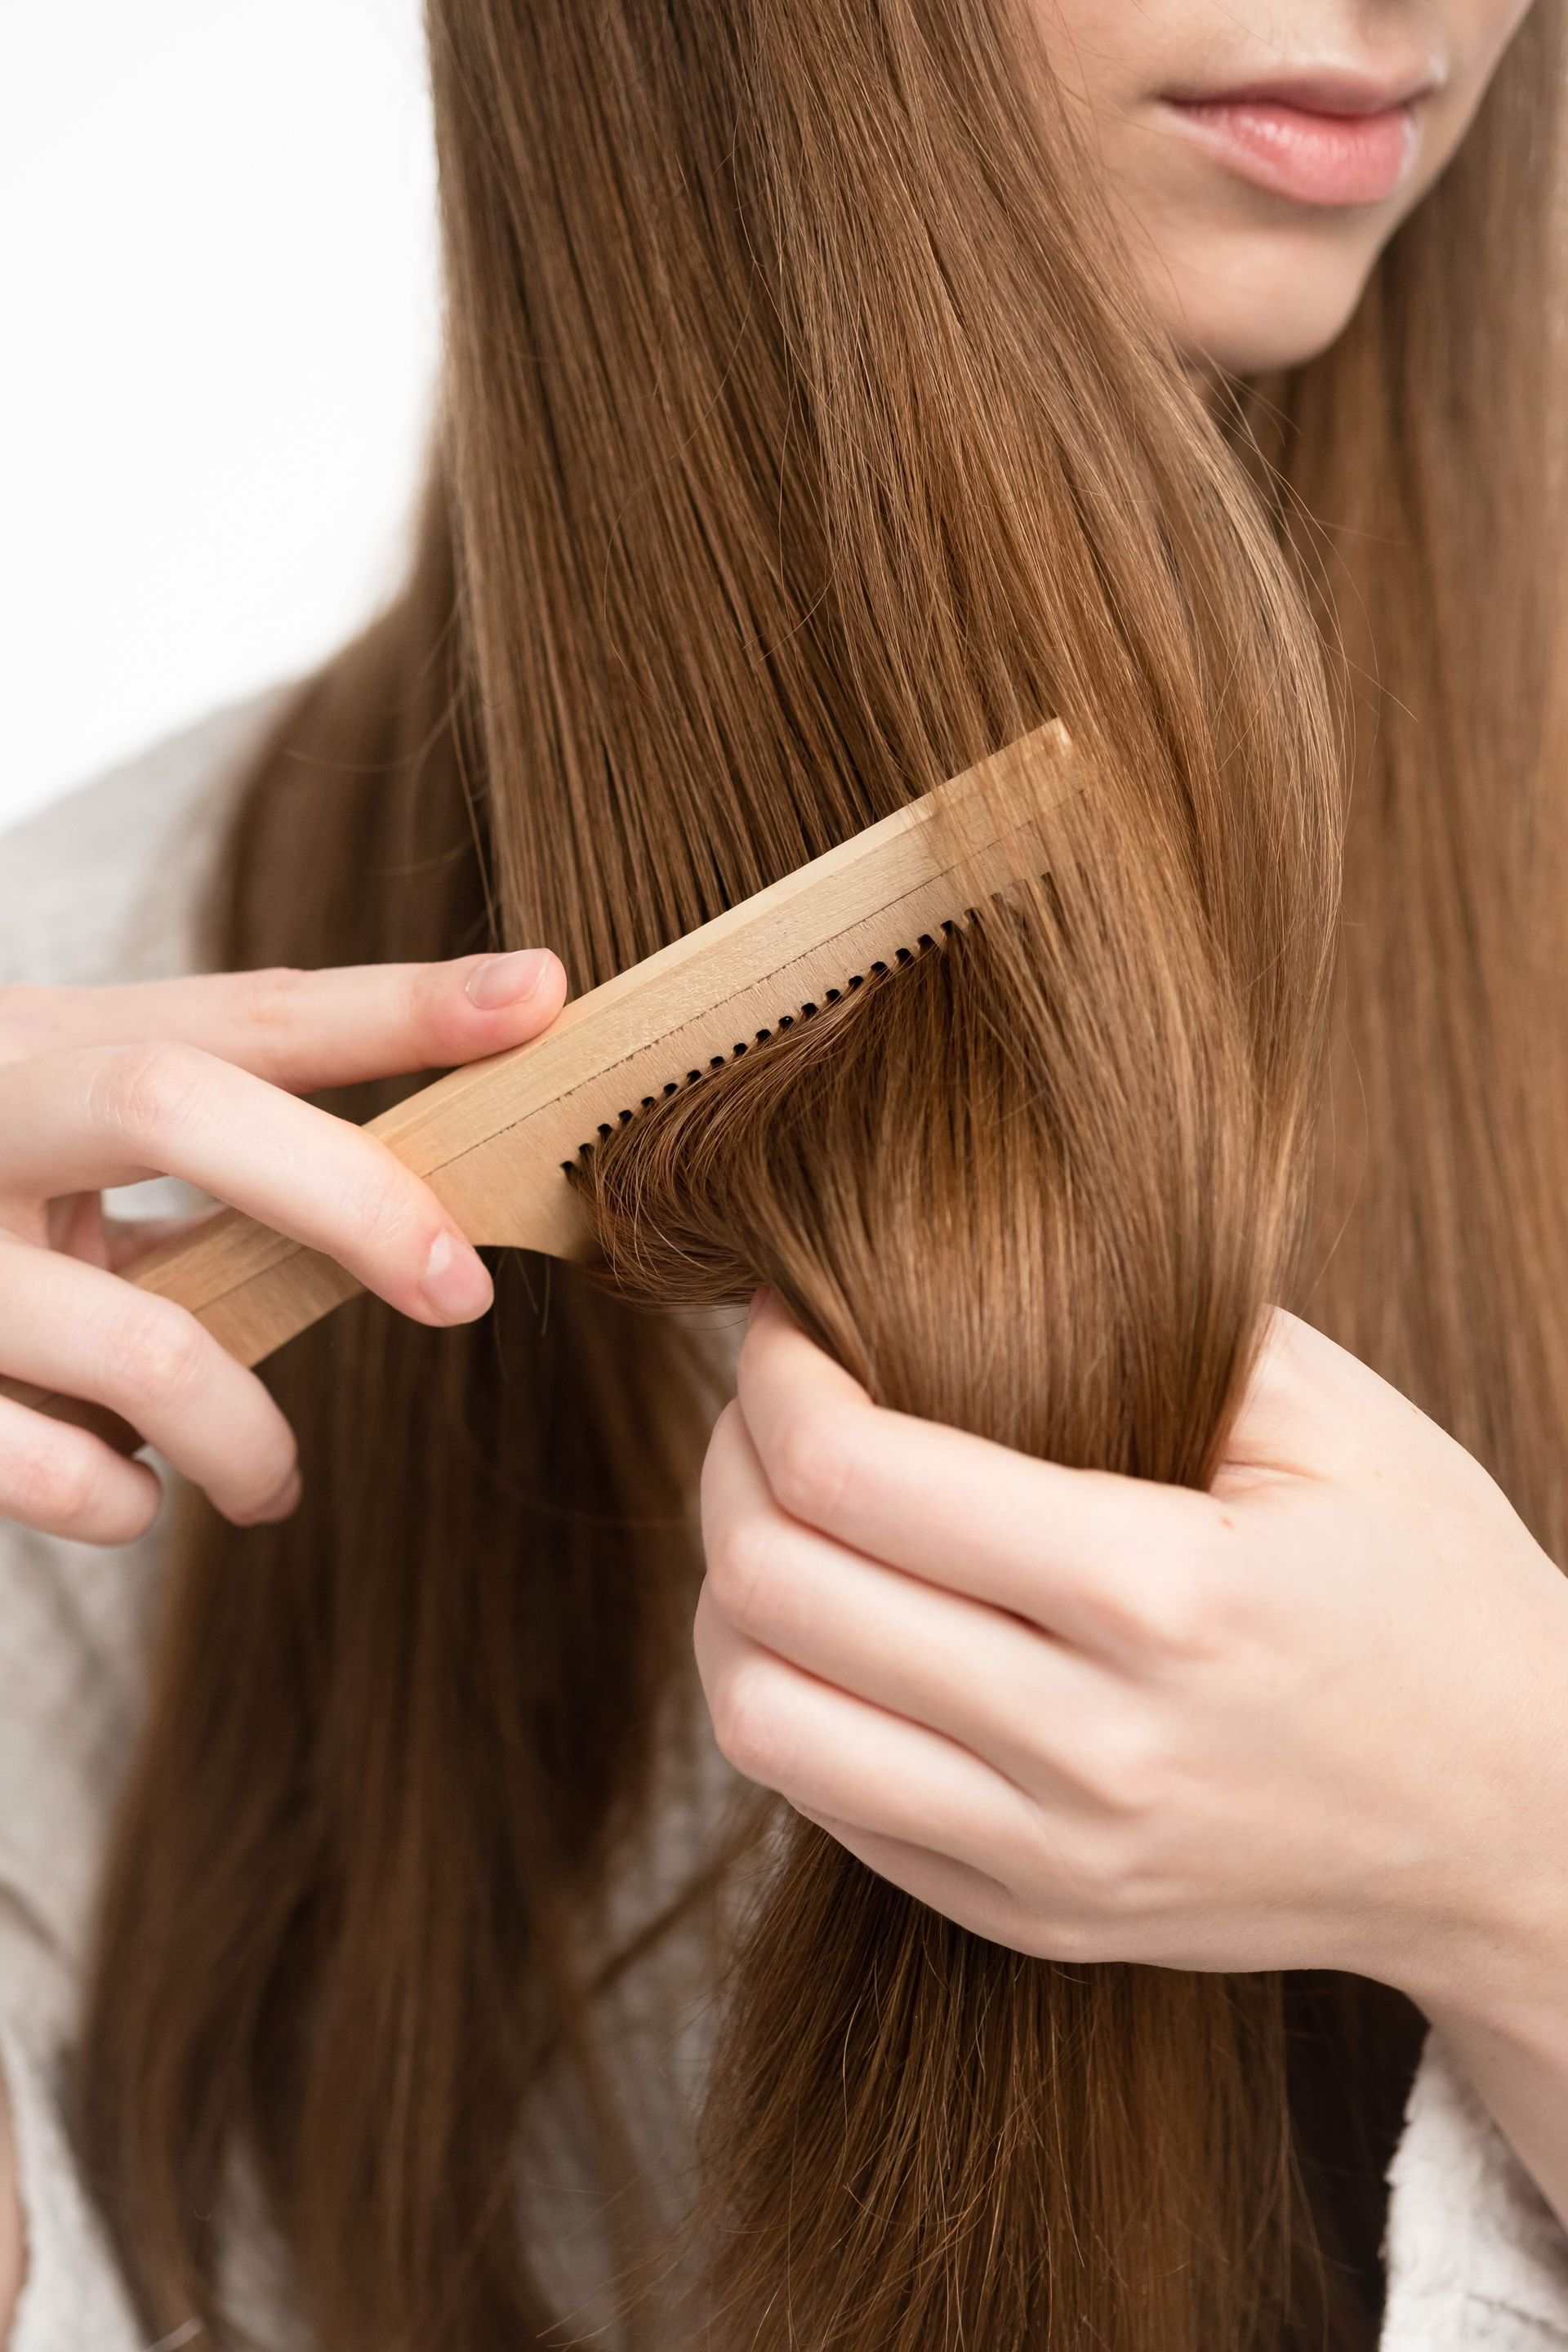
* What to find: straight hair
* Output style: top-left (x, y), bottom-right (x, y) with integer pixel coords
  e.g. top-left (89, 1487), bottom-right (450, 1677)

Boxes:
top-left (78, 2), bottom-right (1568, 2344)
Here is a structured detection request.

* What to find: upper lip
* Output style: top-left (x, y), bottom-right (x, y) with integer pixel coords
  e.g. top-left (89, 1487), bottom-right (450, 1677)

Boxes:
top-left (1161, 67), bottom-right (1442, 118)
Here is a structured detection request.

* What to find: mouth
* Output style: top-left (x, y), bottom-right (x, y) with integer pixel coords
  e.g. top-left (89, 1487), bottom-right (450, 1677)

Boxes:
top-left (1159, 69), bottom-right (1439, 208)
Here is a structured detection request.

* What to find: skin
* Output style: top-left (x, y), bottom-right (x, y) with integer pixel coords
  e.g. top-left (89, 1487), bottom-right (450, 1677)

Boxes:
top-left (703, 1296), bottom-right (1568, 2225)
top-left (1041, 0), bottom-right (1534, 372)
top-left (0, 952), bottom-right (564, 2310)
top-left (697, 0), bottom-right (1568, 2256)
top-left (0, 954), bottom-right (565, 1544)
top-left (0, 0), bottom-right (1550, 2324)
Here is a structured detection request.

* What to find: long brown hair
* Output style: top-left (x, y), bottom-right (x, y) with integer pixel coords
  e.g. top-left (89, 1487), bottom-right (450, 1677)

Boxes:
top-left (77, 1), bottom-right (1568, 2345)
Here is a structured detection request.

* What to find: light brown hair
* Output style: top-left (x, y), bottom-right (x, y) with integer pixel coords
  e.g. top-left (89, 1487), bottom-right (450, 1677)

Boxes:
top-left (77, 1), bottom-right (1568, 2345)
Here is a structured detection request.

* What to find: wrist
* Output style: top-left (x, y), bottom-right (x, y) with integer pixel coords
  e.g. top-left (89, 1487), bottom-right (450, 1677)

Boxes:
top-left (1383, 1571), bottom-right (1568, 2051)
top-left (1412, 1961), bottom-right (1568, 2240)
top-left (1394, 1868), bottom-right (1568, 2060)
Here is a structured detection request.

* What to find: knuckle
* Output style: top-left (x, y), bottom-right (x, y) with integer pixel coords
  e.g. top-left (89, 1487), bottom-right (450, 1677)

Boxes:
top-left (700, 1400), bottom-right (746, 1503)
top-left (1086, 1833), bottom-right (1147, 1916)
top-left (697, 1409), bottom-right (739, 1540)
top-left (7, 1438), bottom-right (96, 1534)
top-left (1094, 1546), bottom-right (1218, 1662)
top-left (232, 967), bottom-right (309, 1071)
top-left (1067, 1713), bottom-right (1172, 1820)
top-left (93, 1040), bottom-right (207, 1150)
top-left (1012, 1886), bottom-right (1110, 1961)
top-left (709, 1662), bottom-right (790, 1788)
top-left (346, 1160), bottom-right (426, 1263)
top-left (1004, 1810), bottom-right (1145, 1940)
top-left (411, 961), bottom-right (464, 1051)
top-left (1041, 1820), bottom-right (1146, 1922)
top-left (705, 1514), bottom-right (789, 1632)
top-left (236, 964), bottom-right (305, 1027)
top-left (768, 1405), bottom-right (853, 1527)
top-left (115, 1300), bottom-right (211, 1413)
top-left (1027, 1914), bottom-right (1098, 1964)
top-left (1138, 1564), bottom-right (1212, 1657)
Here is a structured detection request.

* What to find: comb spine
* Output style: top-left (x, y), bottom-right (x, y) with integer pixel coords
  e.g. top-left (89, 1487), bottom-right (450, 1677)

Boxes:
top-left (0, 724), bottom-right (1076, 1443)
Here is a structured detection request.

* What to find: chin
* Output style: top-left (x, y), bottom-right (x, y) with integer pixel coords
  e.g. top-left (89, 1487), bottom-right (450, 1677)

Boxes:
top-left (1158, 230), bottom-right (1384, 378)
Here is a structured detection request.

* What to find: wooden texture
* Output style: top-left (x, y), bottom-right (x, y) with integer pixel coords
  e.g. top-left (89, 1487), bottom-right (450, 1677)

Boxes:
top-left (4, 724), bottom-right (1076, 1447)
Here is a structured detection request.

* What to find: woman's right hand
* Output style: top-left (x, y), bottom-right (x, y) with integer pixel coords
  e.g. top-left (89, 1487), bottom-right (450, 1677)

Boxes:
top-left (0, 949), bottom-right (567, 1546)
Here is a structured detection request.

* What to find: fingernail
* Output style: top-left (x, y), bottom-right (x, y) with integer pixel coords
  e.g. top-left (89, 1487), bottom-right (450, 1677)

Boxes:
top-left (421, 1228), bottom-right (494, 1321)
top-left (255, 1468), bottom-right (302, 1524)
top-left (464, 949), bottom-right (555, 1011)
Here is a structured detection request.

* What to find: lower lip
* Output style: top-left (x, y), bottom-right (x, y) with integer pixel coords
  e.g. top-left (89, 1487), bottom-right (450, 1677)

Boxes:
top-left (1164, 96), bottom-right (1419, 207)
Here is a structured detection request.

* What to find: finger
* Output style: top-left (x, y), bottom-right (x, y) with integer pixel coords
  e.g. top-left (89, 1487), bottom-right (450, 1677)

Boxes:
top-left (792, 1809), bottom-right (1049, 1954)
top-left (0, 951), bottom-right (568, 1092)
top-left (0, 1239), bottom-right (301, 1524)
top-left (0, 1045), bottom-right (495, 1328)
top-left (1215, 1304), bottom-right (1424, 1491)
top-left (736, 1290), bottom-right (1216, 1659)
top-left (702, 1401), bottom-right (1113, 1796)
top-left (0, 1392), bottom-right (163, 1547)
top-left (694, 1589), bottom-right (1050, 1884)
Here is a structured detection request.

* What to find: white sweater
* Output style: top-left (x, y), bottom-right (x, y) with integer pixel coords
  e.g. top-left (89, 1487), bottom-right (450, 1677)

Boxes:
top-left (2, 705), bottom-right (1567, 2348)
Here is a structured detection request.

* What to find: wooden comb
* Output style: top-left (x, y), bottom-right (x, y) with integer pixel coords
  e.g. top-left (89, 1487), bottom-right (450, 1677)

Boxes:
top-left (7, 721), bottom-right (1076, 1448)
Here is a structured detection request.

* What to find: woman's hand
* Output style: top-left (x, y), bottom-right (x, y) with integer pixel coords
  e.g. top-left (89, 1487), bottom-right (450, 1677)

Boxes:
top-left (0, 951), bottom-right (565, 1544)
top-left (698, 1292), bottom-right (1568, 2041)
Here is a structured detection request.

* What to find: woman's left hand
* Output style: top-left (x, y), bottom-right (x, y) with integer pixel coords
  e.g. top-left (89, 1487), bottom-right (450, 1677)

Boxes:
top-left (697, 1290), bottom-right (1568, 2034)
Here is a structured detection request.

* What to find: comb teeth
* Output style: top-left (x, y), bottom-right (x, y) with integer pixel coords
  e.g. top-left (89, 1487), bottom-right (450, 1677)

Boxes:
top-left (364, 721), bottom-right (1079, 1262)
top-left (564, 922), bottom-right (967, 1169)
top-left (10, 724), bottom-right (1083, 1411)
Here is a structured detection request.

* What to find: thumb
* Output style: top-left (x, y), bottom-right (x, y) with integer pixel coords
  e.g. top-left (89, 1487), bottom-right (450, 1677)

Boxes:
top-left (1213, 1306), bottom-right (1377, 1492)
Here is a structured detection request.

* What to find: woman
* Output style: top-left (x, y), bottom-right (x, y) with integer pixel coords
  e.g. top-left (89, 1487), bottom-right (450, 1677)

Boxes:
top-left (0, 0), bottom-right (1564, 2345)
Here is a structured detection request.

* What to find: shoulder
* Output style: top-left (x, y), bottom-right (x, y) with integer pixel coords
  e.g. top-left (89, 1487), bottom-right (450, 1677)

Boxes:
top-left (0, 689), bottom-right (287, 992)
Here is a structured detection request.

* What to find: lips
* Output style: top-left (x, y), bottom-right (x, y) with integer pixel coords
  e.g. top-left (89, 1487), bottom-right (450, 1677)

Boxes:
top-left (1161, 76), bottom-right (1432, 207)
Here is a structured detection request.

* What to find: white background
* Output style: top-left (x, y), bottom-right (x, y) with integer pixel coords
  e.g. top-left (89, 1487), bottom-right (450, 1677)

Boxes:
top-left (0, 1), bottom-right (440, 831)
